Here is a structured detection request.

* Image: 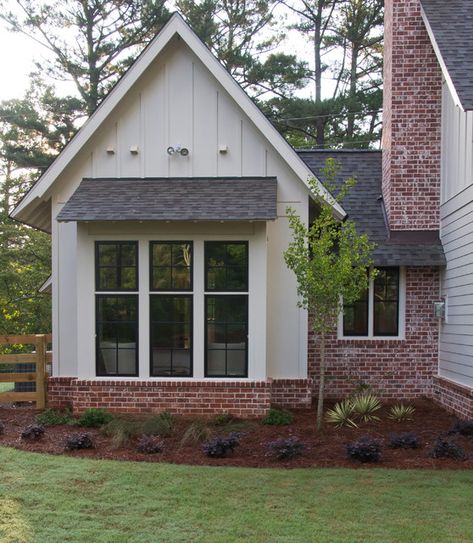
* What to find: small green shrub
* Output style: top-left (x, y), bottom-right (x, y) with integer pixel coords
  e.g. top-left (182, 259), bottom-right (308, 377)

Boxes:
top-left (325, 400), bottom-right (357, 428)
top-left (262, 408), bottom-right (294, 426)
top-left (388, 404), bottom-right (416, 423)
top-left (78, 408), bottom-right (113, 428)
top-left (36, 408), bottom-right (76, 426)
top-left (102, 418), bottom-right (140, 449)
top-left (142, 411), bottom-right (174, 437)
top-left (180, 420), bottom-right (213, 447)
top-left (214, 413), bottom-right (236, 426)
top-left (351, 393), bottom-right (381, 423)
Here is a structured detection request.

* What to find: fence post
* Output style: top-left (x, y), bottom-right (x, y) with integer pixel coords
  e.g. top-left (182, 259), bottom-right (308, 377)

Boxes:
top-left (35, 334), bottom-right (46, 409)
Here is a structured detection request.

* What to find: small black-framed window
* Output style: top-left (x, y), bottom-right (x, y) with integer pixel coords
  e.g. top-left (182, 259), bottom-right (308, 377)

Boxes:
top-left (96, 295), bottom-right (138, 376)
top-left (374, 267), bottom-right (400, 336)
top-left (95, 241), bottom-right (138, 291)
top-left (150, 242), bottom-right (193, 291)
top-left (150, 295), bottom-right (193, 377)
top-left (205, 295), bottom-right (248, 378)
top-left (343, 287), bottom-right (369, 336)
top-left (205, 242), bottom-right (248, 292)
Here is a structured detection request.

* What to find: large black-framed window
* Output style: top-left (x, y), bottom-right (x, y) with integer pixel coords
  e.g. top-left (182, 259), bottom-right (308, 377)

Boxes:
top-left (342, 267), bottom-right (400, 337)
top-left (205, 242), bottom-right (248, 292)
top-left (150, 241), bottom-right (193, 291)
top-left (95, 241), bottom-right (138, 291)
top-left (150, 295), bottom-right (193, 377)
top-left (96, 295), bottom-right (138, 376)
top-left (205, 295), bottom-right (248, 377)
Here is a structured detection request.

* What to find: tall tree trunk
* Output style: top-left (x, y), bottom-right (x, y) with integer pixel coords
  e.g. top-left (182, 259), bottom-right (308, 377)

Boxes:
top-left (314, 5), bottom-right (325, 147)
top-left (316, 330), bottom-right (326, 431)
top-left (346, 46), bottom-right (359, 141)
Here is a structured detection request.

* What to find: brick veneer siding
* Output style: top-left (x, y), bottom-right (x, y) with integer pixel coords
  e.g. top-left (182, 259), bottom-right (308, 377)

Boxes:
top-left (46, 378), bottom-right (314, 415)
top-left (432, 376), bottom-right (473, 420)
top-left (382, 0), bottom-right (442, 230)
top-left (308, 267), bottom-right (440, 399)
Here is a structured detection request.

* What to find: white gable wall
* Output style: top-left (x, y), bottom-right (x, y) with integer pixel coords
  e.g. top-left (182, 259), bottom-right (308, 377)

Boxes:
top-left (52, 38), bottom-right (309, 380)
top-left (440, 81), bottom-right (473, 388)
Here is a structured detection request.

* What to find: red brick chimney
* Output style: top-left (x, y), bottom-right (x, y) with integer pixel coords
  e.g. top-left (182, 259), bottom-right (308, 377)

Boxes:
top-left (382, 0), bottom-right (443, 231)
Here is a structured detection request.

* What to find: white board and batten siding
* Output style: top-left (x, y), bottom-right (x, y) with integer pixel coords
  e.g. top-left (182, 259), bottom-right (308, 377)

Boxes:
top-left (440, 80), bottom-right (473, 388)
top-left (51, 37), bottom-right (309, 381)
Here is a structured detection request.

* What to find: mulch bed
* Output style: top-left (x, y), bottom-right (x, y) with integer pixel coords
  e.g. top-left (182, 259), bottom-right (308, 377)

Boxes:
top-left (1, 398), bottom-right (473, 469)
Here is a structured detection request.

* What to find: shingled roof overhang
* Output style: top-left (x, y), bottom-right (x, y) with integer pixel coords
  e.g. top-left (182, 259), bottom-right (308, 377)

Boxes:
top-left (298, 150), bottom-right (446, 267)
top-left (56, 177), bottom-right (278, 222)
top-left (420, 0), bottom-right (473, 111)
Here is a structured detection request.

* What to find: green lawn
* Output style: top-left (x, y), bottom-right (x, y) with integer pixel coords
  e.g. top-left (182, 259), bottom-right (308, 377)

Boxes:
top-left (1, 448), bottom-right (473, 543)
top-left (0, 382), bottom-right (13, 393)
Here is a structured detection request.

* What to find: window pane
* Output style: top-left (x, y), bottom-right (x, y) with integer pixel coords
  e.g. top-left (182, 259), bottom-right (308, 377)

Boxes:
top-left (343, 299), bottom-right (368, 336)
top-left (374, 268), bottom-right (399, 336)
top-left (374, 301), bottom-right (399, 336)
top-left (96, 242), bottom-right (137, 291)
top-left (205, 295), bottom-right (247, 377)
top-left (96, 296), bottom-right (138, 376)
top-left (150, 295), bottom-right (192, 377)
top-left (205, 242), bottom-right (248, 291)
top-left (150, 242), bottom-right (192, 291)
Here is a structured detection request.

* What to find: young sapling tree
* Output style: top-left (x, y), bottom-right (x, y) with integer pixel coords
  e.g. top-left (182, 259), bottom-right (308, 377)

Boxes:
top-left (284, 158), bottom-right (375, 431)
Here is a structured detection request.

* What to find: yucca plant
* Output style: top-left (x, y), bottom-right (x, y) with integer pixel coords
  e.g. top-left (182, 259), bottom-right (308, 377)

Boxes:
top-left (351, 393), bottom-right (381, 423)
top-left (388, 403), bottom-right (415, 422)
top-left (325, 400), bottom-right (358, 428)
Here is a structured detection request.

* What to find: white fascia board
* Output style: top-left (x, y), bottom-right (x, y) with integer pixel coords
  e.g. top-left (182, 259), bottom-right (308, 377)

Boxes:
top-left (420, 6), bottom-right (465, 112)
top-left (12, 12), bottom-right (346, 221)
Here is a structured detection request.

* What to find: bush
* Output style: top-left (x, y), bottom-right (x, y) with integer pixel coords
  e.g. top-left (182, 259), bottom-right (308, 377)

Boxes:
top-left (262, 408), bottom-right (294, 426)
top-left (136, 435), bottom-right (164, 454)
top-left (20, 424), bottom-right (45, 441)
top-left (388, 404), bottom-right (416, 423)
top-left (214, 413), bottom-right (236, 426)
top-left (448, 420), bottom-right (473, 436)
top-left (266, 437), bottom-right (305, 460)
top-left (203, 432), bottom-right (240, 458)
top-left (142, 412), bottom-right (174, 437)
top-left (65, 433), bottom-right (94, 450)
top-left (326, 400), bottom-right (357, 428)
top-left (102, 418), bottom-right (141, 449)
top-left (351, 394), bottom-right (381, 422)
top-left (36, 408), bottom-right (76, 426)
top-left (430, 438), bottom-right (467, 460)
top-left (0, 420), bottom-right (4, 435)
top-left (346, 436), bottom-right (382, 463)
top-left (78, 408), bottom-right (113, 428)
top-left (180, 420), bottom-right (213, 447)
top-left (388, 432), bottom-right (421, 449)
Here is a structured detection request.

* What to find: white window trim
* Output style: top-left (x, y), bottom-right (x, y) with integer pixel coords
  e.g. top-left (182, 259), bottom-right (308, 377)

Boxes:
top-left (337, 266), bottom-right (406, 341)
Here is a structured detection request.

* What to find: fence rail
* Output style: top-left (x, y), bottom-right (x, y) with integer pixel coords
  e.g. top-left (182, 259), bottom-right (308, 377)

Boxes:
top-left (0, 334), bottom-right (52, 408)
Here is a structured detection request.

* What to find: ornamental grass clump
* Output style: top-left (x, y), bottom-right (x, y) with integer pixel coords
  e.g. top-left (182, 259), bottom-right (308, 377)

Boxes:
top-left (180, 420), bottom-right (213, 447)
top-left (430, 438), bottom-right (467, 460)
top-left (389, 432), bottom-right (421, 450)
top-left (388, 404), bottom-right (416, 423)
top-left (351, 393), bottom-right (381, 423)
top-left (136, 435), bottom-right (164, 454)
top-left (325, 400), bottom-right (357, 428)
top-left (346, 436), bottom-right (382, 463)
top-left (142, 411), bottom-right (174, 437)
top-left (102, 417), bottom-right (140, 449)
top-left (266, 437), bottom-right (305, 460)
top-left (65, 433), bottom-right (94, 450)
top-left (262, 408), bottom-right (294, 426)
top-left (202, 432), bottom-right (240, 458)
top-left (20, 424), bottom-right (45, 441)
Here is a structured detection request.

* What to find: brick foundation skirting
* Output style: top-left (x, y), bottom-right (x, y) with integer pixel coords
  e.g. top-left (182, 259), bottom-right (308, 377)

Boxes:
top-left (432, 376), bottom-right (473, 420)
top-left (47, 377), bottom-right (313, 416)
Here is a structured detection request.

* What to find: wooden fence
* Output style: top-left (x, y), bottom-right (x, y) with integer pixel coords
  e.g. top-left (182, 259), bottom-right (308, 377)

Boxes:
top-left (0, 334), bottom-right (52, 409)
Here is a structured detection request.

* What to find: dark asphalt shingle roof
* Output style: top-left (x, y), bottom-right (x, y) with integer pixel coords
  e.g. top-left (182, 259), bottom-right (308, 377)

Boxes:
top-left (56, 177), bottom-right (277, 222)
top-left (420, 0), bottom-right (473, 110)
top-left (298, 150), bottom-right (446, 267)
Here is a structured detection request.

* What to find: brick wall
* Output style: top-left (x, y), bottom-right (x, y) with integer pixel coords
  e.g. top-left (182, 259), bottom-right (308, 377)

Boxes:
top-left (270, 379), bottom-right (313, 409)
top-left (432, 376), bottom-right (473, 419)
top-left (308, 267), bottom-right (440, 399)
top-left (47, 377), bottom-right (75, 409)
top-left (382, 0), bottom-right (442, 230)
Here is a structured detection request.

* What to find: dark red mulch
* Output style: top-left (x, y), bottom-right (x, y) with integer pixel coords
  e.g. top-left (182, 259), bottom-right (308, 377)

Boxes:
top-left (1, 399), bottom-right (472, 469)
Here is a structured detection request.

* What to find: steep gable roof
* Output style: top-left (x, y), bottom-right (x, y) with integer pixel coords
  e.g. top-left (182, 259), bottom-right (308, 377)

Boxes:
top-left (12, 12), bottom-right (345, 229)
top-left (420, 0), bottom-right (473, 111)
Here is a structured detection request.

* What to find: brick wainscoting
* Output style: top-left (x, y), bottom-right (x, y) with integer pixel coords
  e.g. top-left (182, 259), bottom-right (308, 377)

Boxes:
top-left (47, 378), bottom-right (313, 416)
top-left (308, 267), bottom-right (440, 400)
top-left (432, 376), bottom-right (473, 419)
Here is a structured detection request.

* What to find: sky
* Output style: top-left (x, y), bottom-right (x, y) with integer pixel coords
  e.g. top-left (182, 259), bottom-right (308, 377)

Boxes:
top-left (0, 30), bottom-right (35, 100)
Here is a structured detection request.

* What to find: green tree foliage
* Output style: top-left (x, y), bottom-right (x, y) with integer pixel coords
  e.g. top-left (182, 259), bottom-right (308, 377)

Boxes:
top-left (177, 0), bottom-right (308, 98)
top-left (0, 0), bottom-right (170, 115)
top-left (284, 159), bottom-right (375, 430)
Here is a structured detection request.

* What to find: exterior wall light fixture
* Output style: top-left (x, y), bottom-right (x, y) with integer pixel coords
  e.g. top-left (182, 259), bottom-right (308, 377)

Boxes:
top-left (167, 144), bottom-right (189, 156)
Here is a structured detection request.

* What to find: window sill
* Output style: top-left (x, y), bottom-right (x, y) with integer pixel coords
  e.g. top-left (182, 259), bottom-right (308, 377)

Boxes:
top-left (337, 335), bottom-right (405, 342)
